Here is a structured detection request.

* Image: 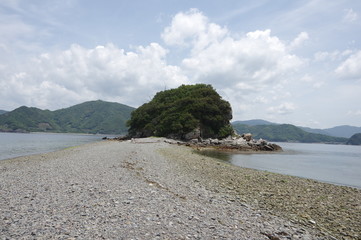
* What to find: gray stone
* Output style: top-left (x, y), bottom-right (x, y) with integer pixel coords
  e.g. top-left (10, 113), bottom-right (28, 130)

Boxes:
top-left (184, 127), bottom-right (201, 141)
top-left (242, 133), bottom-right (252, 141)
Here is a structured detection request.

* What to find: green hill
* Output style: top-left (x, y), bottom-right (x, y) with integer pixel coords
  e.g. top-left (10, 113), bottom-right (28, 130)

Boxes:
top-left (346, 133), bottom-right (361, 145)
top-left (0, 100), bottom-right (134, 134)
top-left (0, 110), bottom-right (8, 115)
top-left (127, 84), bottom-right (233, 139)
top-left (232, 123), bottom-right (347, 143)
top-left (232, 119), bottom-right (361, 138)
top-left (0, 106), bottom-right (57, 132)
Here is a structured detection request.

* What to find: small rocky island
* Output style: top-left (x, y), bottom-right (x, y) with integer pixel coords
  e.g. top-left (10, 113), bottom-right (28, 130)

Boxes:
top-left (125, 84), bottom-right (281, 152)
top-left (163, 129), bottom-right (282, 152)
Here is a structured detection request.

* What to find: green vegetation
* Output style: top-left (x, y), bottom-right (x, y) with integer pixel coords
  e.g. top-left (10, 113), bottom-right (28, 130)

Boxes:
top-left (346, 133), bottom-right (361, 145)
top-left (127, 84), bottom-right (233, 139)
top-left (232, 123), bottom-right (347, 143)
top-left (0, 110), bottom-right (8, 115)
top-left (0, 100), bottom-right (134, 134)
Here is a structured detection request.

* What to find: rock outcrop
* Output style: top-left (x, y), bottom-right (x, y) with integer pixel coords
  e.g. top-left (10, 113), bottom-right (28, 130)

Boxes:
top-left (165, 133), bottom-right (282, 152)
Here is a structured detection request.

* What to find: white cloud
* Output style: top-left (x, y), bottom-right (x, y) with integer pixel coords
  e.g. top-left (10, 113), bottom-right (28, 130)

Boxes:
top-left (252, 96), bottom-right (269, 104)
top-left (267, 102), bottom-right (296, 115)
top-left (162, 9), bottom-right (227, 49)
top-left (161, 9), bottom-right (208, 47)
top-left (0, 43), bottom-right (188, 109)
top-left (181, 28), bottom-right (305, 90)
top-left (299, 74), bottom-right (324, 89)
top-left (343, 8), bottom-right (358, 23)
top-left (335, 50), bottom-right (361, 79)
top-left (314, 50), bottom-right (352, 62)
top-left (289, 32), bottom-right (309, 49)
top-left (300, 74), bottom-right (313, 82)
top-left (312, 81), bottom-right (324, 89)
top-left (164, 12), bottom-right (300, 78)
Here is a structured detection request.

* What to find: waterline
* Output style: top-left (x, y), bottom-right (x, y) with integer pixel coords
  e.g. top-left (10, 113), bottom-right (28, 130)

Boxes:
top-left (0, 132), bottom-right (112, 161)
top-left (196, 142), bottom-right (361, 188)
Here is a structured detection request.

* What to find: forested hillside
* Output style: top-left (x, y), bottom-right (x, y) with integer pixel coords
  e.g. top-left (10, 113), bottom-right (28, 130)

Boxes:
top-left (0, 100), bottom-right (134, 134)
top-left (232, 123), bottom-right (347, 143)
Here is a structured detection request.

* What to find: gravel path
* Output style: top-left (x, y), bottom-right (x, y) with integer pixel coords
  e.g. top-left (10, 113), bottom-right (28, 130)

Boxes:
top-left (0, 139), bottom-right (359, 239)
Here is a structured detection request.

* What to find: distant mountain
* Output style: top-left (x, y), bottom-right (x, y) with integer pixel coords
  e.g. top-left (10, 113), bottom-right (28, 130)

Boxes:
top-left (232, 119), bottom-right (277, 126)
top-left (0, 100), bottom-right (135, 134)
top-left (232, 123), bottom-right (347, 143)
top-left (346, 133), bottom-right (361, 145)
top-left (0, 110), bottom-right (8, 115)
top-left (323, 126), bottom-right (361, 138)
top-left (300, 125), bottom-right (361, 138)
top-left (299, 126), bottom-right (330, 136)
top-left (233, 119), bottom-right (361, 139)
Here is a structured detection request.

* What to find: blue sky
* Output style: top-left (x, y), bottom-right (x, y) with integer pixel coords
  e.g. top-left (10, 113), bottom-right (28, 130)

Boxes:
top-left (0, 0), bottom-right (360, 128)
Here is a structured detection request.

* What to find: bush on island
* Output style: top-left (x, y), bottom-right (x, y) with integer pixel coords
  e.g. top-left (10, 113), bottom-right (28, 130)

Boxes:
top-left (127, 84), bottom-right (233, 140)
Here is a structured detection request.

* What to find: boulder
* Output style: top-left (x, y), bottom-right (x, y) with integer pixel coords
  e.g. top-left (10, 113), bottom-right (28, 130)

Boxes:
top-left (164, 132), bottom-right (282, 152)
top-left (242, 133), bottom-right (252, 141)
top-left (235, 138), bottom-right (248, 147)
top-left (209, 138), bottom-right (220, 145)
top-left (184, 127), bottom-right (201, 141)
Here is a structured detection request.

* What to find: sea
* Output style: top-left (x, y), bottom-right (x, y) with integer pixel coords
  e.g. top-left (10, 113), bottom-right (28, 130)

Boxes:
top-left (197, 142), bottom-right (361, 189)
top-left (1, 133), bottom-right (360, 189)
top-left (0, 132), bottom-right (113, 161)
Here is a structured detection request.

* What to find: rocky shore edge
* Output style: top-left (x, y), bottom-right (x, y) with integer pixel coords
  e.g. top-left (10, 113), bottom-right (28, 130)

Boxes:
top-left (107, 132), bottom-right (283, 152)
top-left (165, 133), bottom-right (283, 152)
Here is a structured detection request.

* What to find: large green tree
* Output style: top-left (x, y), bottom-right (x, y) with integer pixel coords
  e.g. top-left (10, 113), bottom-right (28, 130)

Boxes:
top-left (127, 84), bottom-right (233, 139)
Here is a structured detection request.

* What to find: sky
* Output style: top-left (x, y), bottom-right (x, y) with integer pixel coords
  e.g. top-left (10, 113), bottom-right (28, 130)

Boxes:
top-left (0, 0), bottom-right (360, 128)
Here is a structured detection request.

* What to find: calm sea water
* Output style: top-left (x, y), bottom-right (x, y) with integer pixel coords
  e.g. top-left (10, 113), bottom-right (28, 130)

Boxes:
top-left (2, 134), bottom-right (360, 188)
top-left (0, 132), bottom-right (111, 161)
top-left (198, 142), bottom-right (361, 189)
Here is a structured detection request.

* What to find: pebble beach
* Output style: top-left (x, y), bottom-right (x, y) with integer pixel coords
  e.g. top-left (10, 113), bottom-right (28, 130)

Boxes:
top-left (0, 138), bottom-right (360, 239)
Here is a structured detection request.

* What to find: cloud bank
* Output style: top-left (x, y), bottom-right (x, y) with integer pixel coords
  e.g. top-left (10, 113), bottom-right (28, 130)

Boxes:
top-left (0, 7), bottom-right (360, 127)
top-left (1, 43), bottom-right (187, 109)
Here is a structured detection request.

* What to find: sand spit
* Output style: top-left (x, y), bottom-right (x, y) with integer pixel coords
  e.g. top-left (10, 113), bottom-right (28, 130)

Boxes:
top-left (0, 138), bottom-right (360, 239)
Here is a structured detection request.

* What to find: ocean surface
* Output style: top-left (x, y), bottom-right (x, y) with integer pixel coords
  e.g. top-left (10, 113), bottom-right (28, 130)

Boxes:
top-left (198, 142), bottom-right (361, 189)
top-left (0, 132), bottom-right (113, 161)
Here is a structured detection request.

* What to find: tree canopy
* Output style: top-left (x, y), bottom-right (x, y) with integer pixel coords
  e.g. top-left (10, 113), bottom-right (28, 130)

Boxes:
top-left (127, 84), bottom-right (233, 139)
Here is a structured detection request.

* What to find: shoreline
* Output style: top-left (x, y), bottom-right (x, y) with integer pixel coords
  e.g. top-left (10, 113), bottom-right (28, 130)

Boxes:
top-left (193, 147), bottom-right (361, 190)
top-left (0, 139), bottom-right (360, 239)
top-left (0, 132), bottom-right (107, 161)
